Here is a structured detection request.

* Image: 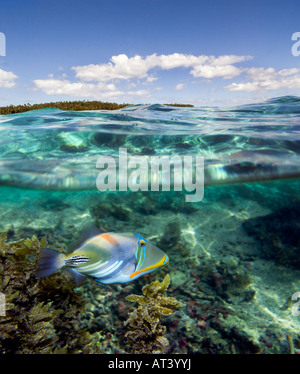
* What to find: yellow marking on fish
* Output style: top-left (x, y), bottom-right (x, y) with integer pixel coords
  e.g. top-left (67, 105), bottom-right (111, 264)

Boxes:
top-left (100, 233), bottom-right (119, 246)
top-left (129, 253), bottom-right (167, 279)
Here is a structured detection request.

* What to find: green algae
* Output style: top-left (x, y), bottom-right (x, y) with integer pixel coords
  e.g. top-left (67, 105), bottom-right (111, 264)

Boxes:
top-left (0, 232), bottom-right (102, 353)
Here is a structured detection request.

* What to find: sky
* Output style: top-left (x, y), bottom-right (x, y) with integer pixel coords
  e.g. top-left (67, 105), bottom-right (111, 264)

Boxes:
top-left (0, 0), bottom-right (300, 107)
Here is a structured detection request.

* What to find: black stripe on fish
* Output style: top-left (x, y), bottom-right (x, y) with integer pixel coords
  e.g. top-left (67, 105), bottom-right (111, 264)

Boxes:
top-left (65, 255), bottom-right (90, 267)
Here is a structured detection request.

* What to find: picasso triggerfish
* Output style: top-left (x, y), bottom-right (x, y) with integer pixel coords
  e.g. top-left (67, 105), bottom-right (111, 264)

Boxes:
top-left (36, 230), bottom-right (169, 285)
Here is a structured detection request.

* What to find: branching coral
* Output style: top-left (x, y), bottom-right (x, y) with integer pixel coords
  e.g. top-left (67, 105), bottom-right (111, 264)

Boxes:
top-left (0, 232), bottom-right (102, 353)
top-left (124, 274), bottom-right (183, 354)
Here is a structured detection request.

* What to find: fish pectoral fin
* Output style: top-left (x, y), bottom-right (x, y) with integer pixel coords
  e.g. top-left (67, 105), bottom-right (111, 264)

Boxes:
top-left (66, 269), bottom-right (86, 287)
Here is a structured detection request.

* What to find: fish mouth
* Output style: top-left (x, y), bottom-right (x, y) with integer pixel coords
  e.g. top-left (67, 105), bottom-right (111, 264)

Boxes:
top-left (129, 253), bottom-right (168, 279)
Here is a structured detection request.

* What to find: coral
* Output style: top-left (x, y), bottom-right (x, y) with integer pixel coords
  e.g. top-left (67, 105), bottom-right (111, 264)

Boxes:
top-left (124, 274), bottom-right (183, 354)
top-left (0, 232), bottom-right (102, 353)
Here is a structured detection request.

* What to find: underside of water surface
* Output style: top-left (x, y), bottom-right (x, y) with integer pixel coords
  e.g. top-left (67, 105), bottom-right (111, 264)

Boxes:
top-left (1, 96), bottom-right (300, 190)
top-left (0, 96), bottom-right (300, 354)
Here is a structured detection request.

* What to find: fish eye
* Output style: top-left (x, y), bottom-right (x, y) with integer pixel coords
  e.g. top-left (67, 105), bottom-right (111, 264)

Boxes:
top-left (138, 239), bottom-right (146, 246)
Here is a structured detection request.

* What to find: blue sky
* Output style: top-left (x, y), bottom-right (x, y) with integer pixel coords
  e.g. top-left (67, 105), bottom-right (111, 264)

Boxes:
top-left (0, 0), bottom-right (300, 106)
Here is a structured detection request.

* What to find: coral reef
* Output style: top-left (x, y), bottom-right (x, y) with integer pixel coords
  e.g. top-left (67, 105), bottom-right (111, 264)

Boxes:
top-left (0, 232), bottom-right (102, 353)
top-left (124, 274), bottom-right (183, 354)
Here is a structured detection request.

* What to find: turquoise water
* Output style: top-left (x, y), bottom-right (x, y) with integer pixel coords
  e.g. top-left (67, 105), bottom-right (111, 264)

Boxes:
top-left (1, 96), bottom-right (300, 353)
top-left (1, 96), bottom-right (300, 190)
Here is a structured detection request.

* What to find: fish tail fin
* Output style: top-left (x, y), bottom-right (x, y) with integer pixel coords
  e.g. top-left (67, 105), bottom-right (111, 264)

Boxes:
top-left (36, 248), bottom-right (66, 278)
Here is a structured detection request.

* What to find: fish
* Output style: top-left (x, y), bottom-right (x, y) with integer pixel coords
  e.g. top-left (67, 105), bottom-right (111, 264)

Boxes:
top-left (36, 231), bottom-right (169, 285)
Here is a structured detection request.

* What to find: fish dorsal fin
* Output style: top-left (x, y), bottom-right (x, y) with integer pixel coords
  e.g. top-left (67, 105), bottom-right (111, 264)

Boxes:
top-left (117, 232), bottom-right (133, 236)
top-left (69, 222), bottom-right (103, 251)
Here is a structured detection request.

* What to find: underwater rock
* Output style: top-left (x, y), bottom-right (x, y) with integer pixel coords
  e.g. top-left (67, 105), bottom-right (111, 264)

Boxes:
top-left (127, 135), bottom-right (152, 148)
top-left (157, 221), bottom-right (181, 250)
top-left (242, 206), bottom-right (300, 269)
top-left (40, 196), bottom-right (71, 211)
top-left (170, 271), bottom-right (186, 288)
top-left (132, 193), bottom-right (160, 215)
top-left (58, 132), bottom-right (89, 153)
top-left (140, 146), bottom-right (156, 155)
top-left (92, 133), bottom-right (126, 148)
top-left (158, 194), bottom-right (199, 214)
top-left (174, 142), bottom-right (193, 150)
top-left (93, 132), bottom-right (114, 145)
top-left (59, 144), bottom-right (88, 153)
top-left (89, 199), bottom-right (132, 223)
top-left (210, 324), bottom-right (261, 354)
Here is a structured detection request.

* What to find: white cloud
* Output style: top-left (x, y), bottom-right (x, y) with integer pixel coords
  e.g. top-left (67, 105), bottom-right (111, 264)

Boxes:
top-left (127, 89), bottom-right (151, 97)
top-left (211, 55), bottom-right (251, 66)
top-left (33, 53), bottom-right (300, 100)
top-left (72, 54), bottom-right (150, 81)
top-left (151, 53), bottom-right (209, 70)
top-left (175, 83), bottom-right (185, 90)
top-left (225, 67), bottom-right (300, 92)
top-left (190, 55), bottom-right (252, 79)
top-left (0, 68), bottom-right (18, 88)
top-left (146, 76), bottom-right (158, 83)
top-left (72, 53), bottom-right (251, 82)
top-left (33, 77), bottom-right (152, 100)
top-left (33, 53), bottom-right (252, 100)
top-left (191, 64), bottom-right (243, 79)
top-left (33, 78), bottom-right (124, 99)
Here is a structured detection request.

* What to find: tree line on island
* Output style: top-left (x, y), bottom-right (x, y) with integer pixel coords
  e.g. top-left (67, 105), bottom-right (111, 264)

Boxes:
top-left (0, 100), bottom-right (194, 115)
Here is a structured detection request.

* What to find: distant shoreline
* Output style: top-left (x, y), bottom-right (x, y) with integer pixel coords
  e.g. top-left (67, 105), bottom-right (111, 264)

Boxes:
top-left (0, 100), bottom-right (194, 115)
